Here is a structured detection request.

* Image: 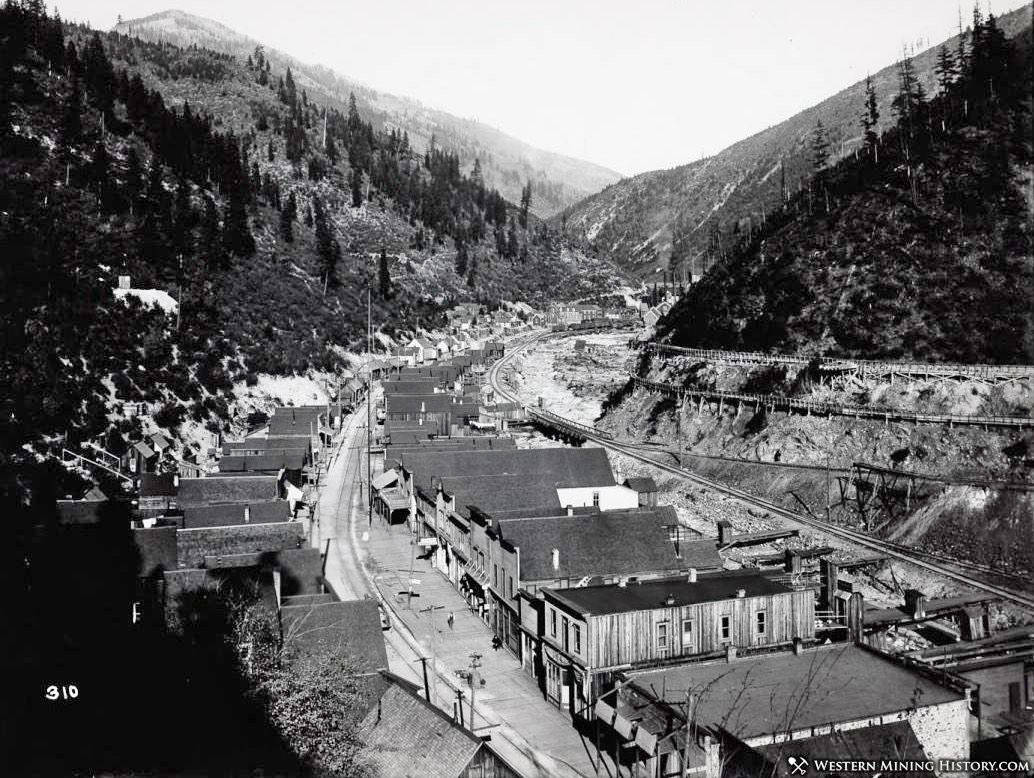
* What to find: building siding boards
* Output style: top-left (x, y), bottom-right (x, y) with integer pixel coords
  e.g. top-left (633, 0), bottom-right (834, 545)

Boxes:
top-left (584, 588), bottom-right (815, 668)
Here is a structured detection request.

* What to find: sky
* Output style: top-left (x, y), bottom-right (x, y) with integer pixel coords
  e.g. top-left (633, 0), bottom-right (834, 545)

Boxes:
top-left (58, 0), bottom-right (1023, 176)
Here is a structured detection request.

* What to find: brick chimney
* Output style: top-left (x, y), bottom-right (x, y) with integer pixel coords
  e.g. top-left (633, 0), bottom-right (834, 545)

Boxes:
top-left (566, 505), bottom-right (574, 516)
top-left (736, 588), bottom-right (746, 598)
top-left (688, 568), bottom-right (697, 583)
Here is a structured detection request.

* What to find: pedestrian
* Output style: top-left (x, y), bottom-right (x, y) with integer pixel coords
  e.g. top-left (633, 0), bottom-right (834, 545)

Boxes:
top-left (447, 611), bottom-right (455, 630)
top-left (491, 635), bottom-right (502, 651)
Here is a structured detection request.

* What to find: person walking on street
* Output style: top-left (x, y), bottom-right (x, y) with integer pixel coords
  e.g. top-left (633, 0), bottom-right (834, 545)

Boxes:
top-left (447, 611), bottom-right (455, 630)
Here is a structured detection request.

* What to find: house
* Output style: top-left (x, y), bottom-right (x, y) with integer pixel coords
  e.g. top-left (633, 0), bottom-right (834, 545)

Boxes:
top-left (406, 337), bottom-right (437, 364)
top-left (180, 499), bottom-right (291, 529)
top-left (471, 505), bottom-right (724, 674)
top-left (539, 569), bottom-right (814, 713)
top-left (129, 440), bottom-right (158, 474)
top-left (150, 433), bottom-right (171, 455)
top-left (643, 308), bottom-right (661, 329)
top-left (623, 476), bottom-right (659, 507)
top-left (359, 672), bottom-right (519, 778)
top-left (394, 346), bottom-right (421, 367)
top-left (601, 643), bottom-right (970, 777)
top-left (55, 486), bottom-right (109, 525)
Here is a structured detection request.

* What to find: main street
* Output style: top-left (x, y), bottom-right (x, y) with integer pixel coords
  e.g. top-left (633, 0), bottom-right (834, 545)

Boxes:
top-left (310, 381), bottom-right (612, 778)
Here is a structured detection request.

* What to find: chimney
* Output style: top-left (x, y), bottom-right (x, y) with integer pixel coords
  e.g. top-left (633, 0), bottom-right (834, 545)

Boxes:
top-left (420, 400), bottom-right (425, 413)
top-left (688, 568), bottom-right (697, 583)
top-left (566, 505), bottom-right (574, 517)
top-left (173, 474), bottom-right (180, 488)
top-left (244, 505), bottom-right (251, 524)
top-left (736, 588), bottom-right (746, 598)
top-left (118, 274), bottom-right (131, 290)
top-left (551, 548), bottom-right (560, 572)
top-left (725, 645), bottom-right (737, 663)
top-left (664, 593), bottom-right (676, 607)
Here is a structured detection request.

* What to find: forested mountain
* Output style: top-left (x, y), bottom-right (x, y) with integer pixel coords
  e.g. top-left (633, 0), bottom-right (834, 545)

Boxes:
top-left (0, 3), bottom-right (625, 458)
top-left (559, 4), bottom-right (1033, 280)
top-left (112, 9), bottom-right (622, 218)
top-left (655, 10), bottom-right (1033, 364)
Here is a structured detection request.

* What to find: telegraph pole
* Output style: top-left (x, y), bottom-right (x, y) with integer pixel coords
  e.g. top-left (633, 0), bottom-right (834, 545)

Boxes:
top-left (682, 691), bottom-right (697, 778)
top-left (367, 287), bottom-right (373, 528)
top-left (467, 652), bottom-right (482, 730)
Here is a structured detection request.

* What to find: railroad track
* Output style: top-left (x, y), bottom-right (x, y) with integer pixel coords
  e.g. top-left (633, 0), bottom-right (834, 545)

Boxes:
top-left (490, 332), bottom-right (1034, 611)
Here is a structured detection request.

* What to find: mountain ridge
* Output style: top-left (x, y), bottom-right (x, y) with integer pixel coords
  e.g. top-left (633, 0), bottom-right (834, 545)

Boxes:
top-left (113, 9), bottom-right (623, 218)
top-left (558, 3), bottom-right (1033, 280)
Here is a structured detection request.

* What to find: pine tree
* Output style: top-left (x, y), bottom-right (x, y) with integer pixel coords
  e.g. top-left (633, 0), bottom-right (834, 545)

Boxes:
top-left (519, 181), bottom-right (532, 229)
top-left (350, 168), bottom-right (363, 208)
top-left (60, 78), bottom-right (82, 147)
top-left (378, 247), bottom-right (391, 298)
top-left (279, 192), bottom-right (297, 243)
top-left (935, 44), bottom-right (957, 95)
top-left (455, 240), bottom-right (468, 276)
top-left (200, 193), bottom-right (226, 271)
top-left (861, 75), bottom-right (880, 160)
top-left (312, 198), bottom-right (340, 287)
top-left (810, 119), bottom-right (830, 175)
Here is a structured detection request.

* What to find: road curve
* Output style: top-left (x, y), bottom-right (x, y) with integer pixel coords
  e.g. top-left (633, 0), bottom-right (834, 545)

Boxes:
top-left (489, 331), bottom-right (1034, 612)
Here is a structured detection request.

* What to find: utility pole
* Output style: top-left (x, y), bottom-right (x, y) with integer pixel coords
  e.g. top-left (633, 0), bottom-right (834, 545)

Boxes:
top-left (467, 652), bottom-right (482, 730)
top-left (367, 286), bottom-right (372, 528)
top-left (418, 656), bottom-right (430, 702)
top-left (682, 691), bottom-right (697, 778)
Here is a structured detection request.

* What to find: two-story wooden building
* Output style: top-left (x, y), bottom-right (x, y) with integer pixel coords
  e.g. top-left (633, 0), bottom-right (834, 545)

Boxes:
top-left (539, 570), bottom-right (815, 715)
top-left (467, 505), bottom-right (725, 678)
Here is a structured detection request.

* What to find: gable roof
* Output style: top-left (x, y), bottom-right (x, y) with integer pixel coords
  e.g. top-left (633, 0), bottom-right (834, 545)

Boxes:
top-left (438, 473), bottom-right (564, 517)
top-left (546, 568), bottom-right (787, 616)
top-left (280, 599), bottom-right (388, 671)
top-left (181, 499), bottom-right (290, 529)
top-left (624, 476), bottom-right (659, 493)
top-left (397, 447), bottom-right (616, 493)
top-left (360, 678), bottom-right (483, 778)
top-left (498, 506), bottom-right (720, 582)
top-left (176, 476), bottom-right (279, 507)
top-left (753, 720), bottom-right (928, 775)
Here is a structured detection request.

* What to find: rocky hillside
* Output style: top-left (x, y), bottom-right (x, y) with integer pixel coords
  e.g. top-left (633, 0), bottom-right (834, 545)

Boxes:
top-left (114, 9), bottom-right (623, 218)
top-left (558, 4), bottom-right (1033, 279)
top-left (656, 12), bottom-right (1033, 364)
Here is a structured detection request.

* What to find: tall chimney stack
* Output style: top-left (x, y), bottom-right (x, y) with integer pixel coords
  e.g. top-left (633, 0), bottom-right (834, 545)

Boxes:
top-left (551, 548), bottom-right (560, 571)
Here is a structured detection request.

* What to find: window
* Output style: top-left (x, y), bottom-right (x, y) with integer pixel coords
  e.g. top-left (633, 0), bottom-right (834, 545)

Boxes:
top-left (562, 617), bottom-right (570, 651)
top-left (657, 621), bottom-right (669, 654)
top-left (551, 608), bottom-right (557, 637)
top-left (681, 618), bottom-right (694, 645)
top-left (508, 576), bottom-right (514, 599)
top-left (493, 563), bottom-right (498, 588)
top-left (592, 491), bottom-right (600, 508)
top-left (720, 615), bottom-right (731, 641)
top-left (756, 611), bottom-right (766, 635)
top-left (573, 623), bottom-right (582, 653)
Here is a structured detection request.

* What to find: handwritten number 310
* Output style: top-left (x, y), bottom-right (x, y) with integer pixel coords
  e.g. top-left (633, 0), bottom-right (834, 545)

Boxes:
top-left (45, 685), bottom-right (79, 700)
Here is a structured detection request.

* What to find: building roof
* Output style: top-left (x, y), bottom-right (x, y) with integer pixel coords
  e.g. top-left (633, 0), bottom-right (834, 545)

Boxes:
top-left (372, 469), bottom-right (400, 490)
top-left (384, 437), bottom-right (515, 459)
top-left (225, 435), bottom-right (311, 454)
top-left (628, 644), bottom-right (965, 741)
top-left (383, 381), bottom-right (438, 395)
top-left (150, 433), bottom-right (171, 451)
top-left (176, 476), bottom-right (279, 507)
top-left (498, 507), bottom-right (720, 583)
top-left (397, 447), bottom-right (616, 494)
top-left (280, 599), bottom-right (388, 671)
top-left (218, 452), bottom-right (306, 472)
top-left (359, 677), bottom-right (483, 778)
top-left (139, 472), bottom-right (177, 497)
top-left (752, 720), bottom-right (929, 775)
top-left (438, 473), bottom-right (564, 517)
top-left (133, 441), bottom-right (155, 458)
top-left (181, 500), bottom-right (290, 529)
top-left (387, 394), bottom-right (460, 414)
top-left (548, 569), bottom-right (788, 616)
top-left (624, 476), bottom-right (659, 493)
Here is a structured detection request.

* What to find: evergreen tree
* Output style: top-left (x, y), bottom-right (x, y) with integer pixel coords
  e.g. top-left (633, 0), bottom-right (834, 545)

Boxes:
top-left (935, 44), bottom-right (957, 94)
top-left (222, 184), bottom-right (255, 258)
top-left (199, 193), bottom-right (226, 271)
top-left (312, 198), bottom-right (340, 286)
top-left (810, 119), bottom-right (830, 175)
top-left (455, 240), bottom-right (468, 276)
top-left (861, 75), bottom-right (880, 157)
top-left (519, 181), bottom-right (532, 229)
top-left (378, 247), bottom-right (391, 298)
top-left (60, 78), bottom-right (82, 146)
top-left (279, 191), bottom-right (297, 243)
top-left (350, 168), bottom-right (363, 208)
top-left (172, 176), bottom-right (196, 257)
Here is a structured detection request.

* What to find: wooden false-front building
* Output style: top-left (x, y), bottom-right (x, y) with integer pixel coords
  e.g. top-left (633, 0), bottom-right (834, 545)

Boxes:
top-left (540, 570), bottom-right (815, 715)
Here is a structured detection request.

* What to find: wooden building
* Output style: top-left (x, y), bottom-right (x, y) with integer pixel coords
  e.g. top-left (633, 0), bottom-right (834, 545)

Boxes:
top-left (539, 570), bottom-right (815, 714)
